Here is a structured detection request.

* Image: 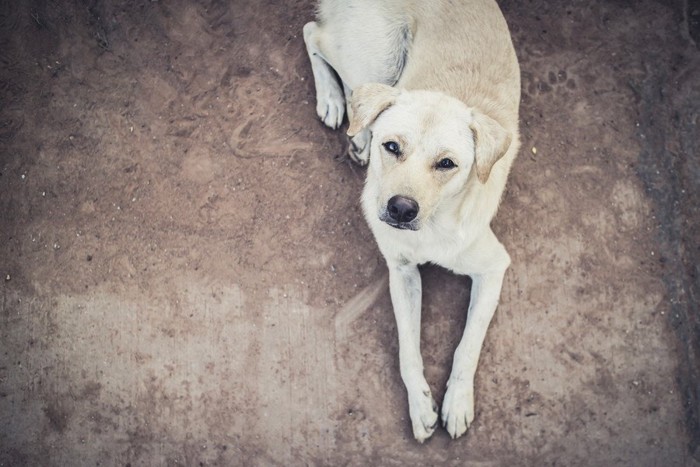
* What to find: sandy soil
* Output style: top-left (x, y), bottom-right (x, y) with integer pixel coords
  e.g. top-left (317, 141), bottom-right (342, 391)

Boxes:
top-left (1, 0), bottom-right (699, 465)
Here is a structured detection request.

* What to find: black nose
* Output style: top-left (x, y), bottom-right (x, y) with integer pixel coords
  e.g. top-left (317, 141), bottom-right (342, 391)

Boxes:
top-left (387, 195), bottom-right (419, 223)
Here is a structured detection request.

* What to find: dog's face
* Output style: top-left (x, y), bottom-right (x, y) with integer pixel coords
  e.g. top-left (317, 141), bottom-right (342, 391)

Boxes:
top-left (366, 92), bottom-right (475, 231)
top-left (349, 84), bottom-right (511, 231)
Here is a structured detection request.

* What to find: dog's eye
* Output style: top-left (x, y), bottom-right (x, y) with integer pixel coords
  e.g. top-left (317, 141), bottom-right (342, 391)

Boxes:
top-left (383, 141), bottom-right (401, 156)
top-left (437, 158), bottom-right (456, 170)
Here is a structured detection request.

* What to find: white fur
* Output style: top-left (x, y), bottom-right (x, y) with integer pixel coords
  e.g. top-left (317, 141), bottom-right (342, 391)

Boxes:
top-left (304, 0), bottom-right (520, 442)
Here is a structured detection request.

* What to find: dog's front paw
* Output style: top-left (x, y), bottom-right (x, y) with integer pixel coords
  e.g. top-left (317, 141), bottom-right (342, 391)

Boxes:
top-left (347, 130), bottom-right (370, 166)
top-left (316, 86), bottom-right (345, 129)
top-left (441, 379), bottom-right (474, 439)
top-left (408, 388), bottom-right (439, 443)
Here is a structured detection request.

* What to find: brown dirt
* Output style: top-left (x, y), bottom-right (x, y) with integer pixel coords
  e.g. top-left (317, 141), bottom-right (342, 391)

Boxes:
top-left (1, 0), bottom-right (699, 465)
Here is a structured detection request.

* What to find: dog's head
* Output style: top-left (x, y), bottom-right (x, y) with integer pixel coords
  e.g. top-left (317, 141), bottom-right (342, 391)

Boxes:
top-left (348, 83), bottom-right (512, 231)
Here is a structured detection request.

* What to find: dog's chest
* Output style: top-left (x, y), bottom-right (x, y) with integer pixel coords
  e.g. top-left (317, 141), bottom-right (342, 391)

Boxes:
top-left (380, 224), bottom-right (471, 273)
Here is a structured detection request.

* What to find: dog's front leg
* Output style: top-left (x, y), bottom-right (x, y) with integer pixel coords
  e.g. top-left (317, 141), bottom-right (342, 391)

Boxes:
top-left (388, 260), bottom-right (439, 442)
top-left (442, 233), bottom-right (510, 439)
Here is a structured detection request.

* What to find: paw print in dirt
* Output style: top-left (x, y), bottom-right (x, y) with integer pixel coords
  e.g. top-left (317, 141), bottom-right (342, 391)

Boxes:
top-left (524, 69), bottom-right (577, 97)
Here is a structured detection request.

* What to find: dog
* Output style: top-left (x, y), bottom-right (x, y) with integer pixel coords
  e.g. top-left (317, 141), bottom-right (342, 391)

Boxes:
top-left (303, 0), bottom-right (520, 442)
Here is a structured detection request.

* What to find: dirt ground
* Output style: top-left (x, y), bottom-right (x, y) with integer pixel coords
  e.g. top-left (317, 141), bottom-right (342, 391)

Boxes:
top-left (1, 0), bottom-right (699, 465)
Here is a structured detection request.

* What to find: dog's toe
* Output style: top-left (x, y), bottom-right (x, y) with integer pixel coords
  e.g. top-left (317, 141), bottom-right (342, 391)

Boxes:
top-left (441, 381), bottom-right (474, 440)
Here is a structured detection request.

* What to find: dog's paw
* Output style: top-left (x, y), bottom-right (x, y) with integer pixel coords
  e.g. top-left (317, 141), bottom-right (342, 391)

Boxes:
top-left (441, 379), bottom-right (474, 439)
top-left (316, 86), bottom-right (345, 129)
top-left (347, 130), bottom-right (370, 166)
top-left (408, 388), bottom-right (439, 443)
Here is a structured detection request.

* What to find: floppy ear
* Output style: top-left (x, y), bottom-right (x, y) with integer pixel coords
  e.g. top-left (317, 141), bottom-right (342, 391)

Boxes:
top-left (347, 83), bottom-right (400, 136)
top-left (470, 109), bottom-right (512, 184)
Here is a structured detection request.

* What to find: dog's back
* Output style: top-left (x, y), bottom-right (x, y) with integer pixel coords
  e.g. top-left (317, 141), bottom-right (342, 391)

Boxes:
top-left (398, 1), bottom-right (520, 127)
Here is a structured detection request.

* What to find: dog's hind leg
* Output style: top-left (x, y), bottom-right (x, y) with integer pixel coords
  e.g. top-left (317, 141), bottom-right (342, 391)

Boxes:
top-left (334, 11), bottom-right (411, 165)
top-left (303, 21), bottom-right (346, 129)
top-left (305, 2), bottom-right (412, 162)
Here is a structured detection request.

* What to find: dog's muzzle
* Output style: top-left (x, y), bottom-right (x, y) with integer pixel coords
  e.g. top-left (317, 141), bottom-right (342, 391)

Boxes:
top-left (380, 195), bottom-right (420, 230)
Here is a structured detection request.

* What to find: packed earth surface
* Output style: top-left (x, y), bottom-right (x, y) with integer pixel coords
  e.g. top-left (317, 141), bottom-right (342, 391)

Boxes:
top-left (1, 0), bottom-right (699, 465)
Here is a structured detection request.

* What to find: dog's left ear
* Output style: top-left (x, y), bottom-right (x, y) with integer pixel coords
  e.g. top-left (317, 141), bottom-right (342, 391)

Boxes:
top-left (470, 109), bottom-right (512, 184)
top-left (347, 83), bottom-right (401, 136)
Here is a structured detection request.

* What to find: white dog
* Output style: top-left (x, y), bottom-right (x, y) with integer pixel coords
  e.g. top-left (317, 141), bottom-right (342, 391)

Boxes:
top-left (304, 0), bottom-right (520, 442)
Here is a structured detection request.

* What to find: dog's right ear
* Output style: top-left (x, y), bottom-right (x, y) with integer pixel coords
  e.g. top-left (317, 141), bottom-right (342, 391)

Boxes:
top-left (347, 83), bottom-right (400, 136)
